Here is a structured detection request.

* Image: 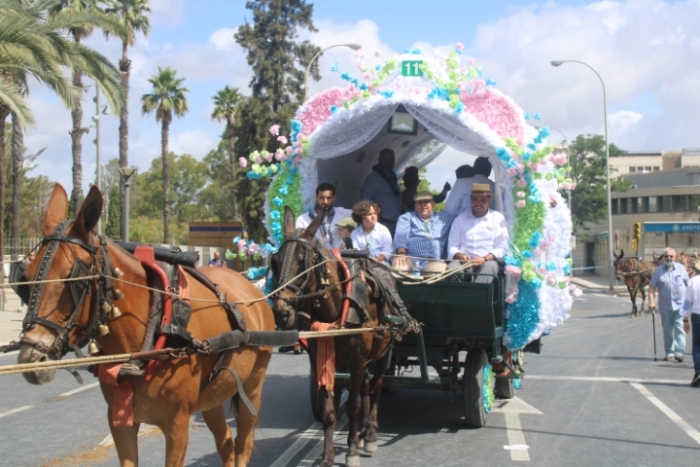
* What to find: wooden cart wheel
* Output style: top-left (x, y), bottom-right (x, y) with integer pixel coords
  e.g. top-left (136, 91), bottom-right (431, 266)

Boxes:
top-left (463, 348), bottom-right (494, 428)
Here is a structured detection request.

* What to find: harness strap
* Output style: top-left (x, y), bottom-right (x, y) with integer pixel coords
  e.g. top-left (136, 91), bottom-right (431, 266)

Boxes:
top-left (331, 249), bottom-right (352, 326)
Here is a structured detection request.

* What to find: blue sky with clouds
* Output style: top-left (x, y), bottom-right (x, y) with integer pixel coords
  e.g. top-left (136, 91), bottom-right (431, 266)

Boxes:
top-left (23, 0), bottom-right (700, 193)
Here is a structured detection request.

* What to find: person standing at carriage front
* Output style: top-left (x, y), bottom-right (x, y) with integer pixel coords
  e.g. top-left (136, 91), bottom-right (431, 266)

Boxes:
top-left (295, 182), bottom-right (352, 250)
top-left (649, 247), bottom-right (689, 362)
top-left (361, 148), bottom-right (402, 236)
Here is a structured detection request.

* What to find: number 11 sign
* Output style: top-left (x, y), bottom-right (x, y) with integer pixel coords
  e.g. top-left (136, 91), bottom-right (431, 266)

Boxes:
top-left (401, 60), bottom-right (424, 77)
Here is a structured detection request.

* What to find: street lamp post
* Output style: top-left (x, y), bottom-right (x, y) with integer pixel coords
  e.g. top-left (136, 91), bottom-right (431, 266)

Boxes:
top-left (303, 43), bottom-right (362, 103)
top-left (551, 59), bottom-right (614, 290)
top-left (117, 167), bottom-right (137, 242)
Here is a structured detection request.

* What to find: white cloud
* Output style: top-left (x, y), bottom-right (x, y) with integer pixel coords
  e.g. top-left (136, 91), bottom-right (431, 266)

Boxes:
top-left (209, 28), bottom-right (238, 51)
top-left (149, 0), bottom-right (186, 28)
top-left (170, 129), bottom-right (217, 158)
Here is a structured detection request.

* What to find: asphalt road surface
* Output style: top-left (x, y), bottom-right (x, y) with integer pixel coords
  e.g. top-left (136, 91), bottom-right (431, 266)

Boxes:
top-left (1, 289), bottom-right (699, 467)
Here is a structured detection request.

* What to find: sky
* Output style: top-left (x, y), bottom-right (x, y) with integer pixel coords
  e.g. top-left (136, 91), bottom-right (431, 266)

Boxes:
top-left (22, 0), bottom-right (700, 193)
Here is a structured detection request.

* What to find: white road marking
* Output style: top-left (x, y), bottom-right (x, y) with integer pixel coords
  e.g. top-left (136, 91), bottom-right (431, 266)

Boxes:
top-left (528, 375), bottom-right (686, 384)
top-left (492, 397), bottom-right (543, 462)
top-left (297, 417), bottom-right (349, 466)
top-left (98, 425), bottom-right (160, 447)
top-left (0, 405), bottom-right (32, 419)
top-left (268, 421), bottom-right (323, 467)
top-left (59, 381), bottom-right (100, 397)
top-left (630, 382), bottom-right (700, 445)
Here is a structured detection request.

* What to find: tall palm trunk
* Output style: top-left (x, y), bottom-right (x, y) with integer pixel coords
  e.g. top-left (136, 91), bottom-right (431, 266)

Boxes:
top-left (118, 40), bottom-right (130, 238)
top-left (226, 122), bottom-right (239, 220)
top-left (70, 69), bottom-right (87, 215)
top-left (0, 105), bottom-right (11, 283)
top-left (11, 112), bottom-right (23, 261)
top-left (161, 113), bottom-right (171, 243)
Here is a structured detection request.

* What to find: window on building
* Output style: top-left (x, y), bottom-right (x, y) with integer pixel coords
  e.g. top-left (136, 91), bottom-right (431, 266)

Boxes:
top-left (612, 199), bottom-right (619, 215)
top-left (641, 197), bottom-right (649, 213)
top-left (653, 166), bottom-right (660, 171)
top-left (661, 196), bottom-right (671, 212)
top-left (630, 197), bottom-right (639, 213)
top-left (688, 173), bottom-right (700, 185)
top-left (673, 195), bottom-right (687, 211)
top-left (644, 166), bottom-right (652, 172)
top-left (691, 195), bottom-right (700, 212)
top-left (620, 198), bottom-right (628, 214)
top-left (629, 167), bottom-right (637, 173)
top-left (649, 197), bottom-right (657, 212)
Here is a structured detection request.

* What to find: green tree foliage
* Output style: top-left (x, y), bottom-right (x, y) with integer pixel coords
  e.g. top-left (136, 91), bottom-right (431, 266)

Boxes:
top-left (233, 0), bottom-right (321, 240)
top-left (104, 185), bottom-right (121, 238)
top-left (567, 134), bottom-right (632, 233)
top-left (141, 66), bottom-right (189, 243)
top-left (129, 152), bottom-right (209, 244)
top-left (199, 143), bottom-right (237, 221)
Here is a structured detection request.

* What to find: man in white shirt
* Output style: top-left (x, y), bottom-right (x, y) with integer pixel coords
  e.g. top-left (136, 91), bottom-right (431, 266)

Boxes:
top-left (444, 157), bottom-right (497, 215)
top-left (295, 182), bottom-right (352, 250)
top-left (447, 183), bottom-right (509, 283)
top-left (682, 268), bottom-right (700, 386)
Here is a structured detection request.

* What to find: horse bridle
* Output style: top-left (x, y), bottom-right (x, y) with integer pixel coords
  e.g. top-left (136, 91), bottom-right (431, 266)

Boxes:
top-left (20, 220), bottom-right (116, 360)
top-left (273, 230), bottom-right (330, 306)
top-left (616, 257), bottom-right (650, 277)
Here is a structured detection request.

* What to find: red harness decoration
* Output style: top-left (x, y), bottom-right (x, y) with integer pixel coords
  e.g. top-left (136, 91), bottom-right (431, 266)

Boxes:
top-left (311, 249), bottom-right (353, 390)
top-left (98, 363), bottom-right (134, 427)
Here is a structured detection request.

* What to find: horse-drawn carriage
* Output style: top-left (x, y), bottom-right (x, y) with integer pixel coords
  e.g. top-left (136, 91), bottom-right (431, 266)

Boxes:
top-left (259, 46), bottom-right (575, 463)
top-left (2, 46), bottom-right (575, 467)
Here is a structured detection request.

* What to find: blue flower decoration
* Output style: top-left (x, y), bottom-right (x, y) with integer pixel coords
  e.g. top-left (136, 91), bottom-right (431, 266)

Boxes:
top-left (233, 236), bottom-right (241, 244)
top-left (485, 78), bottom-right (497, 86)
top-left (270, 210), bottom-right (280, 220)
top-left (272, 196), bottom-right (283, 207)
top-left (375, 65), bottom-right (382, 71)
top-left (527, 143), bottom-right (537, 151)
top-left (455, 102), bottom-right (464, 113)
top-left (524, 113), bottom-right (531, 120)
top-left (331, 62), bottom-right (339, 72)
top-left (410, 48), bottom-right (422, 55)
top-left (279, 185), bottom-right (289, 195)
top-left (379, 90), bottom-right (394, 98)
top-left (340, 72), bottom-right (352, 81)
top-left (330, 105), bottom-right (338, 113)
top-left (534, 113), bottom-right (542, 120)
top-left (359, 83), bottom-right (368, 91)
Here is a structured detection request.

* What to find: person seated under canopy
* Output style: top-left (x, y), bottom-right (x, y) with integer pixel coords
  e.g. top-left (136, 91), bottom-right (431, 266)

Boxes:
top-left (447, 183), bottom-right (509, 283)
top-left (350, 200), bottom-right (393, 264)
top-left (392, 191), bottom-right (455, 274)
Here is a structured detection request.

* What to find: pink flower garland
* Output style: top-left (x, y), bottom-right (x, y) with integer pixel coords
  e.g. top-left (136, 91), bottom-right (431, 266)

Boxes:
top-left (460, 87), bottom-right (524, 144)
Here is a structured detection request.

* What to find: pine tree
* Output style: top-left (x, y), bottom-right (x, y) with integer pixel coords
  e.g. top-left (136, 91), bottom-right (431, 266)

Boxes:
top-left (233, 0), bottom-right (321, 240)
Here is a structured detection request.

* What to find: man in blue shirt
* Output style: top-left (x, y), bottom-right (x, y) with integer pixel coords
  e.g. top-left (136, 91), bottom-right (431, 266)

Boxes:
top-left (391, 191), bottom-right (455, 273)
top-left (649, 248), bottom-right (689, 362)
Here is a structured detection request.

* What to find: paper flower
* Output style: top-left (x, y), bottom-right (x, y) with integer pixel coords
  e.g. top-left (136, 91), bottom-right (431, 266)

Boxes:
top-left (277, 135), bottom-right (288, 145)
top-left (269, 124), bottom-right (280, 136)
top-left (517, 200), bottom-right (526, 208)
top-left (264, 151), bottom-right (274, 163)
top-left (238, 157), bottom-right (247, 167)
top-left (331, 62), bottom-right (339, 72)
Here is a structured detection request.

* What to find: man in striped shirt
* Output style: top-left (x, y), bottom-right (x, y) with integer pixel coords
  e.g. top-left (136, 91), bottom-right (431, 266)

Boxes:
top-left (392, 191), bottom-right (455, 273)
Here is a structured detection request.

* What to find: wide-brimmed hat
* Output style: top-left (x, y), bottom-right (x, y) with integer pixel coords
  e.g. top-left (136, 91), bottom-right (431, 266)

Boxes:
top-left (335, 217), bottom-right (357, 228)
top-left (413, 191), bottom-right (434, 202)
top-left (471, 183), bottom-right (491, 195)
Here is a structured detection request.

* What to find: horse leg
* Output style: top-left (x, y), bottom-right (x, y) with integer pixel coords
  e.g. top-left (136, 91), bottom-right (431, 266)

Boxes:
top-left (360, 355), bottom-right (389, 454)
top-left (201, 405), bottom-right (234, 467)
top-left (631, 285), bottom-right (639, 317)
top-left (356, 371), bottom-right (371, 450)
top-left (317, 386), bottom-right (339, 467)
top-left (109, 422), bottom-right (140, 467)
top-left (344, 361), bottom-right (365, 467)
top-left (626, 285), bottom-right (637, 318)
top-left (162, 411), bottom-right (191, 467)
top-left (234, 351), bottom-right (271, 467)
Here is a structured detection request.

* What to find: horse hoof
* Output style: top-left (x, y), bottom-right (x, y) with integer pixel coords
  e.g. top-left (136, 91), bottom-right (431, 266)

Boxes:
top-left (363, 440), bottom-right (378, 453)
top-left (345, 454), bottom-right (361, 467)
top-left (357, 438), bottom-right (364, 449)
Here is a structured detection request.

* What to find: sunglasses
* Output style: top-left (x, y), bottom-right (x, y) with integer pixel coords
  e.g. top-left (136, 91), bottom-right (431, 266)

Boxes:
top-left (663, 255), bottom-right (674, 259)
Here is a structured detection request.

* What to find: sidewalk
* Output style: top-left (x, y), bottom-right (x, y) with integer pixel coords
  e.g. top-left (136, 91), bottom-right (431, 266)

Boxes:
top-left (0, 288), bottom-right (24, 346)
top-left (571, 274), bottom-right (629, 293)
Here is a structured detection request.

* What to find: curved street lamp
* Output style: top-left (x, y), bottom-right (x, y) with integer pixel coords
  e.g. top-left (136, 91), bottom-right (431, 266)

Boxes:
top-left (303, 43), bottom-right (362, 103)
top-left (550, 59), bottom-right (614, 290)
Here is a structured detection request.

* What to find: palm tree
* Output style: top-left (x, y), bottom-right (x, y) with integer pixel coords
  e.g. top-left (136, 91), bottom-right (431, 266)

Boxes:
top-left (0, 0), bottom-right (123, 281)
top-left (49, 0), bottom-right (117, 214)
top-left (211, 85), bottom-right (241, 220)
top-left (104, 0), bottom-right (150, 239)
top-left (141, 67), bottom-right (189, 243)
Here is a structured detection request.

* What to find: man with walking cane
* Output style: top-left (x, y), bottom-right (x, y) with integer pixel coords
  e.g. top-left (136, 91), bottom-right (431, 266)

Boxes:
top-left (648, 248), bottom-right (689, 362)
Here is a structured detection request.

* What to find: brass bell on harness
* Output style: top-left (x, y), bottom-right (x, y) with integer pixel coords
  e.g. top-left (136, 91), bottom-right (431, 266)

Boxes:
top-left (88, 339), bottom-right (100, 355)
top-left (113, 288), bottom-right (125, 300)
top-left (111, 306), bottom-right (123, 319)
top-left (112, 267), bottom-right (124, 278)
top-left (101, 301), bottom-right (112, 314)
top-left (97, 323), bottom-right (110, 337)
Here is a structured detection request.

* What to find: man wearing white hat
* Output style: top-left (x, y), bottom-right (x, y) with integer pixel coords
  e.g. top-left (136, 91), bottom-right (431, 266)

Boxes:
top-left (447, 183), bottom-right (509, 283)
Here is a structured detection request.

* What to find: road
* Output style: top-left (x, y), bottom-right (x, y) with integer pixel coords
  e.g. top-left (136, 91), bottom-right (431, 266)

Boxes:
top-left (1, 289), bottom-right (699, 467)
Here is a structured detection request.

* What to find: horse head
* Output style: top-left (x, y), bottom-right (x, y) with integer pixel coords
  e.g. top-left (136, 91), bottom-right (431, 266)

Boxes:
top-left (613, 249), bottom-right (627, 276)
top-left (18, 184), bottom-right (104, 384)
top-left (270, 206), bottom-right (342, 330)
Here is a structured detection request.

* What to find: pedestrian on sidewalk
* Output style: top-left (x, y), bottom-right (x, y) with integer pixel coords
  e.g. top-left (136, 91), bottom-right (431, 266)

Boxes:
top-left (649, 248), bottom-right (689, 363)
top-left (682, 270), bottom-right (700, 386)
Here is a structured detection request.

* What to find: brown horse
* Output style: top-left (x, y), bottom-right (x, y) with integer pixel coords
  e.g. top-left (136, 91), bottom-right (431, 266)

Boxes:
top-left (614, 250), bottom-right (654, 317)
top-left (270, 207), bottom-right (395, 467)
top-left (17, 185), bottom-right (275, 467)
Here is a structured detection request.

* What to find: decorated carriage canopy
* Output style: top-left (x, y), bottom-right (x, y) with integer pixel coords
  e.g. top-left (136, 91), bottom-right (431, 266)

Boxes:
top-left (240, 44), bottom-right (576, 349)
